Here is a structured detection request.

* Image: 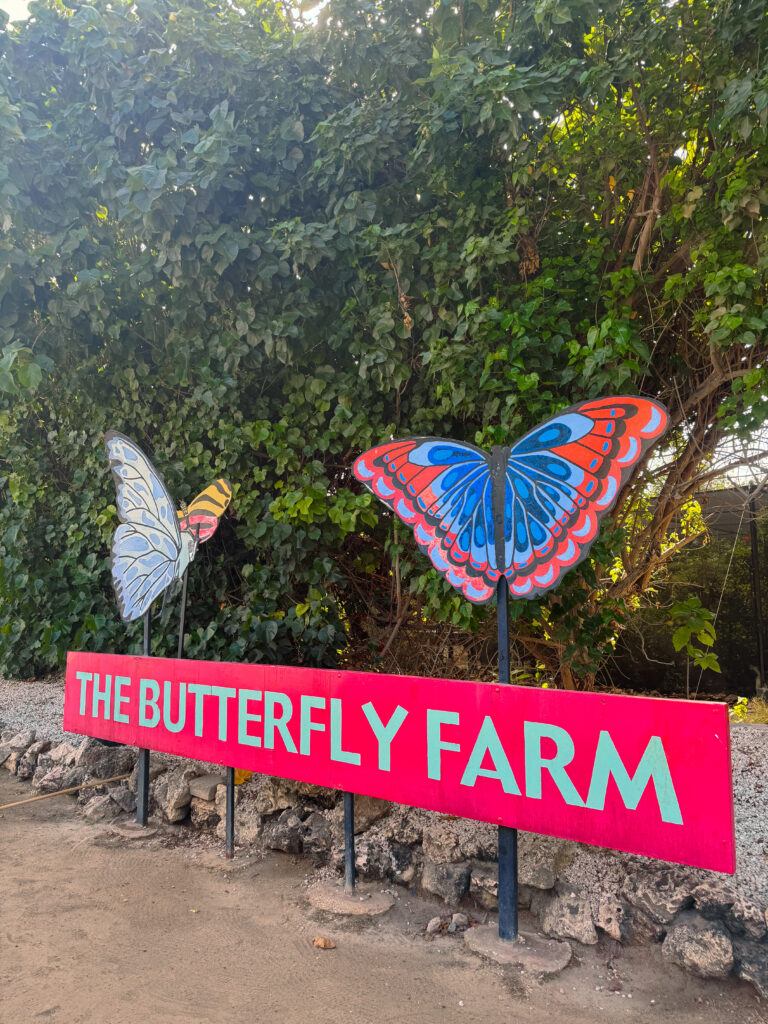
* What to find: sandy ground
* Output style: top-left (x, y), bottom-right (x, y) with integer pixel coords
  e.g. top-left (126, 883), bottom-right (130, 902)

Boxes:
top-left (1, 774), bottom-right (766, 1024)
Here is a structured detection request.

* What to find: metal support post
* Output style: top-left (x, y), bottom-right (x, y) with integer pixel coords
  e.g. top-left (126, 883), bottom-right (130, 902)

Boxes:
top-left (344, 791), bottom-right (355, 893)
top-left (135, 610), bottom-right (151, 827)
top-left (491, 446), bottom-right (519, 942)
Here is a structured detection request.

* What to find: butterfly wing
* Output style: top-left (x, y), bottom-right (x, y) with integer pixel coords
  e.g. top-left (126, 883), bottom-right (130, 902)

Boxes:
top-left (105, 431), bottom-right (185, 622)
top-left (502, 396), bottom-right (670, 598)
top-left (353, 438), bottom-right (498, 603)
top-left (177, 478), bottom-right (232, 543)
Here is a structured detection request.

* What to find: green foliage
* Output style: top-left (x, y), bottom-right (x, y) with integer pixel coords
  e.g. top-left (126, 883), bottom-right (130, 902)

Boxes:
top-left (1, 0), bottom-right (767, 680)
top-left (668, 597), bottom-right (720, 674)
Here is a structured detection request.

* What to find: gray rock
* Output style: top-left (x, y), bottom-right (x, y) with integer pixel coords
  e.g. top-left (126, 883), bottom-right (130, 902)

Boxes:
top-left (9, 728), bottom-right (36, 753)
top-left (623, 867), bottom-right (693, 924)
top-left (535, 889), bottom-right (598, 946)
top-left (75, 737), bottom-right (136, 779)
top-left (262, 808), bottom-right (304, 854)
top-left (426, 916), bottom-right (443, 935)
top-left (353, 835), bottom-right (392, 879)
top-left (691, 881), bottom-right (766, 939)
top-left (421, 859), bottom-right (471, 904)
top-left (352, 794), bottom-right (390, 834)
top-left (82, 793), bottom-right (121, 822)
top-left (302, 811), bottom-right (331, 864)
top-left (4, 750), bottom-right (24, 773)
top-left (16, 739), bottom-right (52, 780)
top-left (451, 912), bottom-right (469, 931)
top-left (734, 937), bottom-right (768, 999)
top-left (662, 913), bottom-right (734, 978)
top-left (78, 780), bottom-right (106, 805)
top-left (48, 741), bottom-right (78, 767)
top-left (422, 816), bottom-right (496, 864)
top-left (188, 773), bottom-right (226, 801)
top-left (0, 742), bottom-right (12, 766)
top-left (128, 754), bottom-right (167, 792)
top-left (152, 767), bottom-right (194, 823)
top-left (253, 775), bottom-right (336, 815)
top-left (0, 729), bottom-right (15, 743)
top-left (731, 898), bottom-right (767, 940)
top-left (111, 785), bottom-right (137, 814)
top-left (33, 765), bottom-right (87, 793)
top-left (190, 796), bottom-right (220, 829)
top-left (382, 805), bottom-right (425, 846)
top-left (470, 861), bottom-right (498, 909)
top-left (627, 905), bottom-right (666, 945)
top-left (518, 832), bottom-right (565, 890)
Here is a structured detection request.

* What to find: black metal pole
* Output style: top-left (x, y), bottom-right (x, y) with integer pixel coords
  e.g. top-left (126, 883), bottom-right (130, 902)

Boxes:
top-left (177, 568), bottom-right (189, 660)
top-left (749, 493), bottom-right (766, 695)
top-left (491, 447), bottom-right (518, 942)
top-left (343, 791), bottom-right (355, 893)
top-left (135, 610), bottom-right (151, 826)
top-left (496, 578), bottom-right (519, 941)
top-left (225, 766), bottom-right (235, 859)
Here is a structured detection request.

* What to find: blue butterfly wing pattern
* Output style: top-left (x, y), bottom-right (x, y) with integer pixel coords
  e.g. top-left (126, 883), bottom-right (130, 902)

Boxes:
top-left (353, 397), bottom-right (669, 604)
top-left (353, 438), bottom-right (498, 603)
top-left (105, 431), bottom-right (186, 622)
top-left (502, 396), bottom-right (669, 598)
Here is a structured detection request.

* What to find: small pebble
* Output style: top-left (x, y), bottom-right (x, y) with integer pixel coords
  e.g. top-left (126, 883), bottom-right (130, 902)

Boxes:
top-left (426, 916), bottom-right (442, 936)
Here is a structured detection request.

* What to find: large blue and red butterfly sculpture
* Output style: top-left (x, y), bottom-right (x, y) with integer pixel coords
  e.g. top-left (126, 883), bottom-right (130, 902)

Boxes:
top-left (353, 396), bottom-right (670, 603)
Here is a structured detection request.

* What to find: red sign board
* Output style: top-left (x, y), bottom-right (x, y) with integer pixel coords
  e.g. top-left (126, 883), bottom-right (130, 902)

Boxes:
top-left (64, 652), bottom-right (735, 873)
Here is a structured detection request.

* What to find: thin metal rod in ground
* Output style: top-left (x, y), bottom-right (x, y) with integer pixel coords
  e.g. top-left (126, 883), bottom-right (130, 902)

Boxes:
top-left (0, 773), bottom-right (130, 811)
top-left (135, 610), bottom-right (151, 827)
top-left (177, 569), bottom-right (189, 660)
top-left (226, 767), bottom-right (235, 859)
top-left (343, 791), bottom-right (355, 892)
top-left (491, 445), bottom-right (519, 943)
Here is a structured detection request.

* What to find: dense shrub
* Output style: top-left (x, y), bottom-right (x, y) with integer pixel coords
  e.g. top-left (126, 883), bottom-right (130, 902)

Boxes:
top-left (1, 0), bottom-right (767, 681)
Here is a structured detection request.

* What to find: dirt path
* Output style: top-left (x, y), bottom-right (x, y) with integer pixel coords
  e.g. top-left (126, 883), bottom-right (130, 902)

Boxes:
top-left (1, 773), bottom-right (766, 1024)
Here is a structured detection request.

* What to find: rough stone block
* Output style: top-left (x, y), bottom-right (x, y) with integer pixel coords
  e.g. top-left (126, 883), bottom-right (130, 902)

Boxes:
top-left (48, 741), bottom-right (78, 767)
top-left (111, 785), bottom-right (137, 814)
top-left (662, 912), bottom-right (734, 978)
top-left (190, 797), bottom-right (220, 829)
top-left (263, 808), bottom-right (304, 853)
top-left (33, 765), bottom-right (87, 793)
top-left (623, 867), bottom-right (693, 924)
top-left (734, 937), bottom-right (768, 999)
top-left (535, 889), bottom-right (598, 946)
top-left (352, 794), bottom-right (390, 834)
top-left (421, 859), bottom-right (471, 904)
top-left (4, 750), bottom-right (24, 773)
top-left (9, 728), bottom-right (36, 753)
top-left (17, 739), bottom-right (52, 780)
top-left (152, 767), bottom-right (195, 823)
top-left (422, 816), bottom-right (496, 864)
top-left (82, 793), bottom-right (121, 822)
top-left (75, 737), bottom-right (136, 779)
top-left (188, 773), bottom-right (226, 801)
top-left (595, 900), bottom-right (634, 943)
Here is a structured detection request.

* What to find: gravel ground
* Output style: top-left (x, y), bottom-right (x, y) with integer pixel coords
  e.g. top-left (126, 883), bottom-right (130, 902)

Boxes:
top-left (0, 674), bottom-right (76, 744)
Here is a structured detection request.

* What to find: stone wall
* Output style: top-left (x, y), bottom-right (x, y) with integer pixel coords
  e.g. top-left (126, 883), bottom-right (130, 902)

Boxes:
top-left (2, 721), bottom-right (766, 998)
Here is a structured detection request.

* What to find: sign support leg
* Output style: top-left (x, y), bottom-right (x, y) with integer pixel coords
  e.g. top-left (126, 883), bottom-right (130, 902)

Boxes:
top-left (135, 610), bottom-right (151, 827)
top-left (225, 767), bottom-right (235, 859)
top-left (176, 568), bottom-right (189, 660)
top-left (496, 578), bottom-right (518, 941)
top-left (343, 791), bottom-right (355, 893)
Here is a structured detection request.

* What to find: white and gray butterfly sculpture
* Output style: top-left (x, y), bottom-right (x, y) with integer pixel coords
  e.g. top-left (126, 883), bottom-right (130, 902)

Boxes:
top-left (105, 431), bottom-right (231, 622)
